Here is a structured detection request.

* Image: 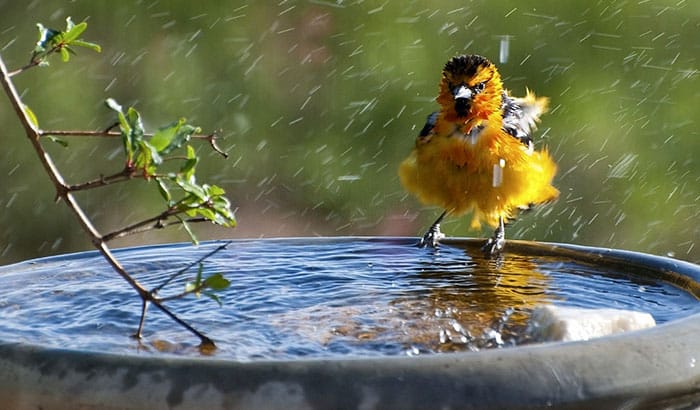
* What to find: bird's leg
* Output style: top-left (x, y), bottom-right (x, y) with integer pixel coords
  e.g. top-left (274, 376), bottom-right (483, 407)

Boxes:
top-left (481, 216), bottom-right (506, 255)
top-left (419, 211), bottom-right (447, 248)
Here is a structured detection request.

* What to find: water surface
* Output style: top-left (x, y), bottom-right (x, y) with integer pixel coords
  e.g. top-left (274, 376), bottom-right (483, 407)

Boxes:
top-left (0, 237), bottom-right (697, 360)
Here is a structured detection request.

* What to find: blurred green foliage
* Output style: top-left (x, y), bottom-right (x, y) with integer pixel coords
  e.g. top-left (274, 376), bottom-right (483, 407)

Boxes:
top-left (0, 1), bottom-right (698, 264)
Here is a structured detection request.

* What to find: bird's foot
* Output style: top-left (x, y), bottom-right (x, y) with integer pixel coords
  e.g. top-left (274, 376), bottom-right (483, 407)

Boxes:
top-left (481, 226), bottom-right (505, 256)
top-left (481, 236), bottom-right (505, 256)
top-left (418, 224), bottom-right (445, 248)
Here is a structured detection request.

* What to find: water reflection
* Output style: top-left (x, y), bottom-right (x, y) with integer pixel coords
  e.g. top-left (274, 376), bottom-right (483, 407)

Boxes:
top-left (386, 246), bottom-right (556, 352)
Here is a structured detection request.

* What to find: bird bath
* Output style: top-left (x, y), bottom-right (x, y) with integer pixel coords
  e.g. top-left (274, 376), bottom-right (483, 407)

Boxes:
top-left (0, 237), bottom-right (699, 409)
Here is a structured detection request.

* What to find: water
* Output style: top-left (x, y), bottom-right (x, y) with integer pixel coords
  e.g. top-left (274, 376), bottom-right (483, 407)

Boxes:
top-left (0, 237), bottom-right (697, 360)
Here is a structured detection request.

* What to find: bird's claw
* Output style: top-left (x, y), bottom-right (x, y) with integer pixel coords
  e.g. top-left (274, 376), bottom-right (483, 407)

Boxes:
top-left (418, 224), bottom-right (445, 248)
top-left (481, 221), bottom-right (505, 256)
top-left (481, 236), bottom-right (505, 255)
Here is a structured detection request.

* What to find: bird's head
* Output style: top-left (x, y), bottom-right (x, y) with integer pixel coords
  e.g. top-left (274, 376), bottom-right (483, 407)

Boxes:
top-left (437, 54), bottom-right (503, 121)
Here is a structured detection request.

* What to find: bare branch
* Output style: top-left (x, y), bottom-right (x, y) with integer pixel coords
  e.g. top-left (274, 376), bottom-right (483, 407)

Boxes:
top-left (149, 300), bottom-right (215, 347)
top-left (66, 167), bottom-right (135, 192)
top-left (39, 129), bottom-right (229, 158)
top-left (101, 208), bottom-right (210, 242)
top-left (1, 54), bottom-right (216, 345)
top-left (40, 129), bottom-right (222, 141)
top-left (102, 208), bottom-right (177, 242)
top-left (134, 299), bottom-right (149, 340)
top-left (1, 56), bottom-right (151, 296)
top-left (7, 62), bottom-right (39, 77)
top-left (41, 130), bottom-right (123, 138)
top-left (134, 296), bottom-right (214, 347)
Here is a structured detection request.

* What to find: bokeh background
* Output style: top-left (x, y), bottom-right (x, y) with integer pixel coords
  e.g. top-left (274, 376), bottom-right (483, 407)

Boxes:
top-left (0, 1), bottom-right (698, 264)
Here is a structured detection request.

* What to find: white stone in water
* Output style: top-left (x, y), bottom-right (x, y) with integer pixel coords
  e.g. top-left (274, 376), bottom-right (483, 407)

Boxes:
top-left (527, 305), bottom-right (656, 342)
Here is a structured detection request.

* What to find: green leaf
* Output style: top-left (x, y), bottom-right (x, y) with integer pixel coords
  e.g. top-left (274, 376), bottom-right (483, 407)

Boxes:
top-left (62, 20), bottom-right (87, 43)
top-left (206, 184), bottom-right (226, 197)
top-left (203, 292), bottom-right (223, 307)
top-left (183, 166), bottom-right (198, 183)
top-left (125, 107), bottom-right (144, 161)
top-left (206, 185), bottom-right (236, 227)
top-left (105, 99), bottom-right (133, 162)
top-left (150, 119), bottom-right (198, 155)
top-left (183, 207), bottom-right (199, 218)
top-left (156, 178), bottom-right (172, 202)
top-left (184, 264), bottom-right (204, 295)
top-left (195, 264), bottom-right (204, 286)
top-left (204, 273), bottom-right (230, 290)
top-left (23, 104), bottom-right (39, 128)
top-left (119, 117), bottom-right (133, 162)
top-left (104, 99), bottom-right (147, 165)
top-left (179, 147), bottom-right (198, 180)
top-left (59, 46), bottom-right (70, 62)
top-left (194, 207), bottom-right (217, 221)
top-left (150, 119), bottom-right (183, 152)
top-left (71, 39), bottom-right (102, 53)
top-left (179, 217), bottom-right (199, 245)
top-left (125, 107), bottom-right (143, 141)
top-left (176, 178), bottom-right (207, 201)
top-left (133, 141), bottom-right (162, 177)
top-left (47, 136), bottom-right (69, 147)
top-left (140, 140), bottom-right (163, 165)
top-left (166, 124), bottom-right (199, 154)
top-left (213, 206), bottom-right (236, 227)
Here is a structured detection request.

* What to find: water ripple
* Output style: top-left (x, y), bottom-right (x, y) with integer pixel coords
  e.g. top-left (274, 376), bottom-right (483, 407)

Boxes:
top-left (0, 238), bottom-right (697, 359)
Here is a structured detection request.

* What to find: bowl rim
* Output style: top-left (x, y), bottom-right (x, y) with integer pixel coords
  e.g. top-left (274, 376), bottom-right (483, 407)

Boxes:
top-left (1, 237), bottom-right (699, 409)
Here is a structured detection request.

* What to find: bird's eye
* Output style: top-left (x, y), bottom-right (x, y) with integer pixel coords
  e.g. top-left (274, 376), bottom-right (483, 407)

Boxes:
top-left (473, 82), bottom-right (486, 93)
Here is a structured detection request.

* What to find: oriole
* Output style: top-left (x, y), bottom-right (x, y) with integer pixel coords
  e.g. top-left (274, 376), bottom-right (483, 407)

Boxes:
top-left (399, 54), bottom-right (558, 254)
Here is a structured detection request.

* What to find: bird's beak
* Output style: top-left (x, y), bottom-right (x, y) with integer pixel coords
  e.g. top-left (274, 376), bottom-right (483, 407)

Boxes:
top-left (453, 85), bottom-right (472, 116)
top-left (453, 85), bottom-right (472, 101)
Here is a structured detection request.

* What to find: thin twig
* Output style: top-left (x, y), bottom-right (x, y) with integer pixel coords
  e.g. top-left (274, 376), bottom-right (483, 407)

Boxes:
top-left (102, 210), bottom-right (209, 242)
top-left (41, 130), bottom-right (123, 138)
top-left (40, 129), bottom-right (229, 158)
top-left (7, 35), bottom-right (83, 77)
top-left (206, 130), bottom-right (229, 158)
top-left (101, 208), bottom-right (178, 242)
top-left (134, 299), bottom-right (149, 339)
top-left (154, 241), bottom-right (232, 295)
top-left (7, 44), bottom-right (61, 77)
top-left (135, 286), bottom-right (214, 346)
top-left (149, 300), bottom-right (215, 347)
top-left (7, 61), bottom-right (39, 77)
top-left (67, 167), bottom-right (135, 192)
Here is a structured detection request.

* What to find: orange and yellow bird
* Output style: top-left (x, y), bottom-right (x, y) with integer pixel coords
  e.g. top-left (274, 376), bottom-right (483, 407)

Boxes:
top-left (399, 54), bottom-right (559, 254)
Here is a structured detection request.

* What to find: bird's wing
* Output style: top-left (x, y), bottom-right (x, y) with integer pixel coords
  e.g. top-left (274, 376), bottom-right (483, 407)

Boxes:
top-left (501, 90), bottom-right (548, 148)
top-left (418, 111), bottom-right (439, 138)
